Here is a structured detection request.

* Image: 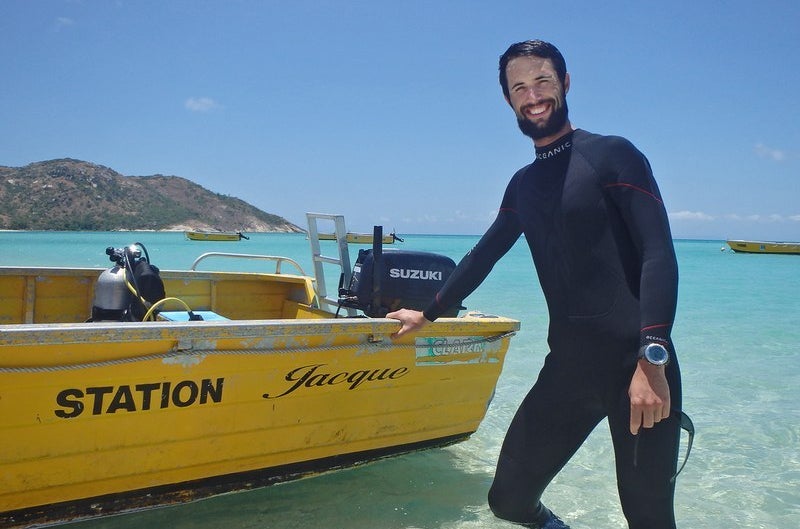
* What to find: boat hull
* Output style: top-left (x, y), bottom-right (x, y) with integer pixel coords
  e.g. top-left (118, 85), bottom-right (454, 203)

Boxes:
top-left (185, 231), bottom-right (245, 241)
top-left (0, 266), bottom-right (517, 526)
top-left (317, 232), bottom-right (396, 244)
top-left (726, 239), bottom-right (800, 255)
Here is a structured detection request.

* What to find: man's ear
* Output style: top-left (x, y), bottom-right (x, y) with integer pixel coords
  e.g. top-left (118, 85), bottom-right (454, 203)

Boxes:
top-left (564, 72), bottom-right (571, 94)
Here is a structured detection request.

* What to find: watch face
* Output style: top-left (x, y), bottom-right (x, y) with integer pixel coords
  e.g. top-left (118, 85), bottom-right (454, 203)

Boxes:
top-left (644, 344), bottom-right (669, 366)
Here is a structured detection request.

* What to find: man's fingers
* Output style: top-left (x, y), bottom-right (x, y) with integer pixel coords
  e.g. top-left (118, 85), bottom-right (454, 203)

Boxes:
top-left (630, 403), bottom-right (671, 434)
top-left (386, 309), bottom-right (418, 339)
top-left (390, 324), bottom-right (407, 339)
top-left (389, 319), bottom-right (406, 339)
top-left (662, 397), bottom-right (671, 420)
top-left (386, 309), bottom-right (431, 341)
top-left (629, 411), bottom-right (642, 435)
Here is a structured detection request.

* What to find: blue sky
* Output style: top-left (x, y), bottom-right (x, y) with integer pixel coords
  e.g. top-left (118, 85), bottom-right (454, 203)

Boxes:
top-left (2, 1), bottom-right (798, 239)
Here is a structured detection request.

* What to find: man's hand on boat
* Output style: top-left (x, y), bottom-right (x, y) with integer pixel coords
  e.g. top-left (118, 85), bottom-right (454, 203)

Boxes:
top-left (386, 309), bottom-right (431, 339)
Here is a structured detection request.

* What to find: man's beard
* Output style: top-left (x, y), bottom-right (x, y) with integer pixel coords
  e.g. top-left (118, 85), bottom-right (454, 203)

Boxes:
top-left (516, 99), bottom-right (569, 140)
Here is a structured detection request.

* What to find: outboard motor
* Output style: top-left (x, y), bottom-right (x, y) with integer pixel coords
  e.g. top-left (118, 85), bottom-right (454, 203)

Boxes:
top-left (91, 243), bottom-right (165, 321)
top-left (338, 227), bottom-right (459, 317)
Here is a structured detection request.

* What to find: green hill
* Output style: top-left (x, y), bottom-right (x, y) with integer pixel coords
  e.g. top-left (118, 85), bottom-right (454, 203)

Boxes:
top-left (0, 159), bottom-right (303, 232)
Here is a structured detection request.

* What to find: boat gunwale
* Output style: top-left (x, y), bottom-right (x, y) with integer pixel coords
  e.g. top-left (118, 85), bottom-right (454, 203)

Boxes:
top-left (0, 317), bottom-right (520, 345)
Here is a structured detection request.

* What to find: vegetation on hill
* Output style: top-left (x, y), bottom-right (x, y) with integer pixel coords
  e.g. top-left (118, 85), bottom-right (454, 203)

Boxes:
top-left (0, 159), bottom-right (304, 232)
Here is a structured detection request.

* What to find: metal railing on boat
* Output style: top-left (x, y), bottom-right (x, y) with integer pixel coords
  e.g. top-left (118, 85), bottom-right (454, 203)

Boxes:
top-left (189, 252), bottom-right (307, 276)
top-left (306, 213), bottom-right (357, 316)
top-left (189, 215), bottom-right (368, 317)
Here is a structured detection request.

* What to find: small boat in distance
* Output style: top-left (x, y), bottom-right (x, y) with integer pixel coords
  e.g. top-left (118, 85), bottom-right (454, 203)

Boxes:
top-left (317, 231), bottom-right (403, 244)
top-left (726, 239), bottom-right (800, 255)
top-left (185, 230), bottom-right (249, 241)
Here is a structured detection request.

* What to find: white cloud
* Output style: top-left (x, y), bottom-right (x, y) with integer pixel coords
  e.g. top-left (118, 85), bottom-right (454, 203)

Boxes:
top-left (724, 213), bottom-right (799, 223)
top-left (669, 210), bottom-right (714, 221)
top-left (185, 97), bottom-right (219, 112)
top-left (55, 17), bottom-right (75, 30)
top-left (754, 143), bottom-right (787, 161)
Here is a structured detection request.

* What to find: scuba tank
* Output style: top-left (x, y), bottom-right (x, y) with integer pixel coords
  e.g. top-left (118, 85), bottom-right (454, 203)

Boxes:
top-left (91, 264), bottom-right (131, 321)
top-left (90, 243), bottom-right (165, 322)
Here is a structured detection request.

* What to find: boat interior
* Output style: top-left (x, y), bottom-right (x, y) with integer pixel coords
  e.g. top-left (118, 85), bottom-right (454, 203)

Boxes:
top-left (0, 264), bottom-right (325, 326)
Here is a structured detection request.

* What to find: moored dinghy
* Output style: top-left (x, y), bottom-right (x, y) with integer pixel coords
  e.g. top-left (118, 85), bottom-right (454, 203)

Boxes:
top-left (726, 239), bottom-right (800, 255)
top-left (185, 230), bottom-right (249, 241)
top-left (0, 213), bottom-right (519, 527)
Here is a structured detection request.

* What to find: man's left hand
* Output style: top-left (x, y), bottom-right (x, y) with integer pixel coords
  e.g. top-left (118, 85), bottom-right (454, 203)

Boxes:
top-left (628, 360), bottom-right (671, 434)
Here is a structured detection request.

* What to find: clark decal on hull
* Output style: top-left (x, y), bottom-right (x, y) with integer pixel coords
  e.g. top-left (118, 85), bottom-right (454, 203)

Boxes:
top-left (54, 378), bottom-right (224, 418)
top-left (414, 336), bottom-right (502, 366)
top-left (419, 337), bottom-right (487, 356)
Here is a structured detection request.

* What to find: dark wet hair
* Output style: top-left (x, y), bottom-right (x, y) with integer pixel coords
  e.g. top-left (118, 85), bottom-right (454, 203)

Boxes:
top-left (498, 40), bottom-right (567, 99)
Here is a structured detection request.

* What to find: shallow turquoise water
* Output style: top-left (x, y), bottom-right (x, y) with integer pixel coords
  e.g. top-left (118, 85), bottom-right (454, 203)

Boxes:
top-left (2, 232), bottom-right (798, 528)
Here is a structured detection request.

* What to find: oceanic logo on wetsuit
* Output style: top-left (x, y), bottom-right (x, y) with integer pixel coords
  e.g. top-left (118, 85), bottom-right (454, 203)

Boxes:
top-left (388, 268), bottom-right (443, 281)
top-left (536, 139), bottom-right (572, 160)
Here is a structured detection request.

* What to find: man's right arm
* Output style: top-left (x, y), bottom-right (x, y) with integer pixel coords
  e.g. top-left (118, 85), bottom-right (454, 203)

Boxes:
top-left (387, 210), bottom-right (522, 337)
top-left (424, 210), bottom-right (522, 320)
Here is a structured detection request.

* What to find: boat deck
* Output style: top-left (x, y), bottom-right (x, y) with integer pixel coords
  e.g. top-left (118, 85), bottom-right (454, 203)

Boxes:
top-left (0, 266), bottom-right (321, 326)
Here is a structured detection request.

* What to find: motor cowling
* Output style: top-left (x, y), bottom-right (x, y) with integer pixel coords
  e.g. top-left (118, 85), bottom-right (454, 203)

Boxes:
top-left (339, 248), bottom-right (459, 317)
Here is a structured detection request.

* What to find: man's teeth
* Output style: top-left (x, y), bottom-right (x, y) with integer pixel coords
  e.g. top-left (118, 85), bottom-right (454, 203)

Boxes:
top-left (527, 105), bottom-right (546, 116)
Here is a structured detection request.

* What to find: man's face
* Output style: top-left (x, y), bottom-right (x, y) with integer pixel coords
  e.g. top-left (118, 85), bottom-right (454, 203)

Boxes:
top-left (504, 56), bottom-right (570, 142)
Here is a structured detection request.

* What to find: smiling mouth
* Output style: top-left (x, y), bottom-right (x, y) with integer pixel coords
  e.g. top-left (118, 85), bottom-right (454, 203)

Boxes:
top-left (523, 103), bottom-right (549, 119)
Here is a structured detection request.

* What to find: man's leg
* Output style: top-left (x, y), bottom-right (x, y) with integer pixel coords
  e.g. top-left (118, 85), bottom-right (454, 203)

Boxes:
top-left (488, 361), bottom-right (605, 525)
top-left (609, 360), bottom-right (682, 529)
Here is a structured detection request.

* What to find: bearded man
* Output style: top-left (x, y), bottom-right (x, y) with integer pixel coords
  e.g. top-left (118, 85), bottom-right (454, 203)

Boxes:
top-left (388, 40), bottom-right (685, 529)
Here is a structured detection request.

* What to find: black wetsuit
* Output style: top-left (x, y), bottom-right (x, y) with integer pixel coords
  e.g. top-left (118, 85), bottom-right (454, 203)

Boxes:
top-left (423, 129), bottom-right (682, 529)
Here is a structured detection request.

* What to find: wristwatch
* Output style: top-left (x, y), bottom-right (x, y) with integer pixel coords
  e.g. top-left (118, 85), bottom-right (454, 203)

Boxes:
top-left (638, 343), bottom-right (670, 366)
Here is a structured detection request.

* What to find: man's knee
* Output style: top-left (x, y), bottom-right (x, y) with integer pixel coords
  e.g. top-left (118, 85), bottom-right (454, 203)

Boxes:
top-left (488, 483), bottom-right (546, 525)
top-left (487, 483), bottom-right (516, 520)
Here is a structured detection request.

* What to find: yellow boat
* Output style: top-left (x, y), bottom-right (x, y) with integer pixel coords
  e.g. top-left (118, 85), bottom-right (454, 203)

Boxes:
top-left (726, 239), bottom-right (800, 255)
top-left (0, 213), bottom-right (518, 527)
top-left (185, 230), bottom-right (249, 241)
top-left (317, 232), bottom-right (400, 244)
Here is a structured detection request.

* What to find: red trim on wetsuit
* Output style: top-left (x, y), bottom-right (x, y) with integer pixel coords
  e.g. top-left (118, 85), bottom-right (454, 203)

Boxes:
top-left (641, 323), bottom-right (670, 332)
top-left (603, 182), bottom-right (664, 204)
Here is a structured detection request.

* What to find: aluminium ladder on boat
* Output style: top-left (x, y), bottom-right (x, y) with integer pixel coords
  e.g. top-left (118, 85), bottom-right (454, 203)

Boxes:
top-left (306, 213), bottom-right (357, 316)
